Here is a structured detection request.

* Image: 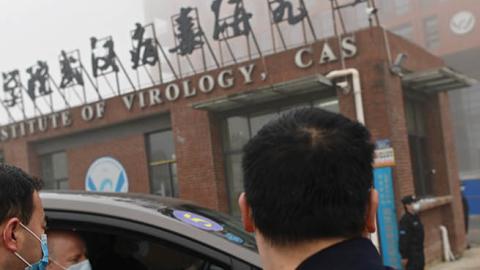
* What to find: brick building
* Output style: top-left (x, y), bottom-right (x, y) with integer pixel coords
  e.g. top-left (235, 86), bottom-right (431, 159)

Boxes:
top-left (377, 0), bottom-right (480, 215)
top-left (0, 27), bottom-right (471, 266)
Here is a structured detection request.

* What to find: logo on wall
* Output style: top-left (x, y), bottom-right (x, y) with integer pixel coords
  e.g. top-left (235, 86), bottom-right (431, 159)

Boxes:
top-left (85, 157), bottom-right (129, 192)
top-left (450, 11), bottom-right (476, 35)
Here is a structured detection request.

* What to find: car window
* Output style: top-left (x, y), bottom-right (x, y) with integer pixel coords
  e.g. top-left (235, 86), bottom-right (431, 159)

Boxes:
top-left (46, 213), bottom-right (232, 270)
top-left (88, 233), bottom-right (228, 270)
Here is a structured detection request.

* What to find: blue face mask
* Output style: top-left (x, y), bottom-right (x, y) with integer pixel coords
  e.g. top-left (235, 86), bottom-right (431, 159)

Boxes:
top-left (14, 223), bottom-right (49, 270)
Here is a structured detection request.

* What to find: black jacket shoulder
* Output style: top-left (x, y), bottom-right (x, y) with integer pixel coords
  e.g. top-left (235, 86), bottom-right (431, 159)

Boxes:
top-left (297, 238), bottom-right (394, 270)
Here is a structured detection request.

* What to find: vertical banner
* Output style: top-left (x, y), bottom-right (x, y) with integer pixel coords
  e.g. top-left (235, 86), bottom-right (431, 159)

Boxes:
top-left (374, 167), bottom-right (402, 269)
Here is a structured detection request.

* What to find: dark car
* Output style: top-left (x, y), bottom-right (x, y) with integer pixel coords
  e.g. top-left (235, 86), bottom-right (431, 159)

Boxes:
top-left (41, 191), bottom-right (261, 270)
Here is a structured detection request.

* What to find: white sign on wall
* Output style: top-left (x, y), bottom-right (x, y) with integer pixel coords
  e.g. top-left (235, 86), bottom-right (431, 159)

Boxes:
top-left (85, 157), bottom-right (129, 193)
top-left (450, 11), bottom-right (476, 35)
top-left (374, 139), bottom-right (396, 168)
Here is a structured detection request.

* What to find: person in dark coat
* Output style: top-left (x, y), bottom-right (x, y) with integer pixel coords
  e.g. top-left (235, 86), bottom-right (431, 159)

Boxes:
top-left (461, 186), bottom-right (469, 234)
top-left (461, 186), bottom-right (470, 249)
top-left (238, 108), bottom-right (393, 270)
top-left (399, 195), bottom-right (425, 270)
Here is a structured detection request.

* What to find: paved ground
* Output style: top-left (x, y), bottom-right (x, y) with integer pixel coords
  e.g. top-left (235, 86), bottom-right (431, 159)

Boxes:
top-left (467, 216), bottom-right (480, 246)
top-left (427, 216), bottom-right (480, 270)
top-left (427, 245), bottom-right (480, 270)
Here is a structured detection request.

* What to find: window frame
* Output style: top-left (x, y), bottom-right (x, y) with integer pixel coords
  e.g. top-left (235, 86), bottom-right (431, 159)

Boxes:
top-left (405, 96), bottom-right (434, 197)
top-left (40, 151), bottom-right (69, 190)
top-left (145, 129), bottom-right (178, 197)
top-left (423, 15), bottom-right (440, 50)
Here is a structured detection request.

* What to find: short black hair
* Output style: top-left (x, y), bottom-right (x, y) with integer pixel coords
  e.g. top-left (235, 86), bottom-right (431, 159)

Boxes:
top-left (242, 108), bottom-right (375, 245)
top-left (0, 164), bottom-right (43, 225)
top-left (401, 195), bottom-right (417, 205)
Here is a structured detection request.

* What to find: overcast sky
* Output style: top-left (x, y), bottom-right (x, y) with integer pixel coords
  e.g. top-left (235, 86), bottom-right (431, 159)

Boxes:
top-left (0, 0), bottom-right (147, 71)
top-left (0, 0), bottom-right (148, 123)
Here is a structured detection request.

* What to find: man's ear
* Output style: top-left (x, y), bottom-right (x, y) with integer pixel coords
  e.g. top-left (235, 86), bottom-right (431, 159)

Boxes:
top-left (2, 217), bottom-right (20, 252)
top-left (365, 189), bottom-right (379, 233)
top-left (238, 193), bottom-right (255, 233)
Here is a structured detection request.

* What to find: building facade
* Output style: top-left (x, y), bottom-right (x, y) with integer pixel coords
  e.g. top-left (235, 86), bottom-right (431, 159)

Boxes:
top-left (0, 26), bottom-right (469, 266)
top-left (377, 0), bottom-right (480, 215)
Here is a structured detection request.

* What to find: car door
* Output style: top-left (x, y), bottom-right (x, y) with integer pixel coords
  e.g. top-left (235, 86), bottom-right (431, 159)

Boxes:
top-left (45, 210), bottom-right (260, 270)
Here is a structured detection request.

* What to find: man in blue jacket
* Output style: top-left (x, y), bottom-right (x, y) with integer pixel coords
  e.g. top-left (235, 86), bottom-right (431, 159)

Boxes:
top-left (239, 108), bottom-right (393, 270)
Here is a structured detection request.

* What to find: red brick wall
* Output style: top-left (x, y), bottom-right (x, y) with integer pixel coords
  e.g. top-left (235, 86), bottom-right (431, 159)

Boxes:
top-left (0, 140), bottom-right (38, 177)
top-left (67, 134), bottom-right (150, 193)
top-left (422, 205), bottom-right (448, 263)
top-left (171, 106), bottom-right (228, 211)
top-left (383, 32), bottom-right (466, 260)
top-left (436, 92), bottom-right (467, 254)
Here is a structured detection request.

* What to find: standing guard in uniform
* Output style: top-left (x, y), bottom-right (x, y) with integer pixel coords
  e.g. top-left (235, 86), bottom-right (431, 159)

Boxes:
top-left (399, 195), bottom-right (425, 270)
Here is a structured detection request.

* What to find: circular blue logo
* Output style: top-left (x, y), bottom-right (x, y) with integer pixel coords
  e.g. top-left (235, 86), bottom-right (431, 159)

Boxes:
top-left (85, 157), bottom-right (128, 193)
top-left (173, 210), bottom-right (223, 232)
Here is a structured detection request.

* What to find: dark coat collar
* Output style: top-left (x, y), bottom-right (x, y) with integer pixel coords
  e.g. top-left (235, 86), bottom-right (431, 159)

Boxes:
top-left (296, 237), bottom-right (393, 270)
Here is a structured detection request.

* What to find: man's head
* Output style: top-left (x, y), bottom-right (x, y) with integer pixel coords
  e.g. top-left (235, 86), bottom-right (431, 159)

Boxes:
top-left (402, 195), bottom-right (419, 214)
top-left (239, 108), bottom-right (377, 246)
top-left (47, 230), bottom-right (89, 270)
top-left (0, 164), bottom-right (46, 270)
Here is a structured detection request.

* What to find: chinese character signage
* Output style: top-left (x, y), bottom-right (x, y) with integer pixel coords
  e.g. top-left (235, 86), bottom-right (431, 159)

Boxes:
top-left (2, 70), bottom-right (22, 107)
top-left (212, 0), bottom-right (253, 41)
top-left (91, 36), bottom-right (119, 77)
top-left (270, 0), bottom-right (307, 25)
top-left (130, 23), bottom-right (159, 69)
top-left (0, 0), bottom-right (357, 124)
top-left (170, 7), bottom-right (204, 56)
top-left (26, 61), bottom-right (51, 101)
top-left (59, 50), bottom-right (84, 88)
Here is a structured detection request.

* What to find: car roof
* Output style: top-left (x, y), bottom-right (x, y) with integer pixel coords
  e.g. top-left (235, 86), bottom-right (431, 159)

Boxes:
top-left (40, 191), bottom-right (261, 267)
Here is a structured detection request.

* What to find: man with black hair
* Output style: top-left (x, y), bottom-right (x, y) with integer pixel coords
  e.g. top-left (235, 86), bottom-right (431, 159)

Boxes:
top-left (0, 164), bottom-right (48, 270)
top-left (399, 195), bottom-right (425, 270)
top-left (239, 108), bottom-right (392, 270)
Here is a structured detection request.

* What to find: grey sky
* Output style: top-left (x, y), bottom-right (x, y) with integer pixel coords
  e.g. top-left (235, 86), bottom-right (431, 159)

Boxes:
top-left (0, 0), bottom-right (147, 123)
top-left (0, 0), bottom-right (146, 72)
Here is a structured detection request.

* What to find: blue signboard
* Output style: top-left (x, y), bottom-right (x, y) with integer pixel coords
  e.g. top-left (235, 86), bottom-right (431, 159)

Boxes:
top-left (462, 179), bottom-right (480, 215)
top-left (374, 167), bottom-right (402, 270)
